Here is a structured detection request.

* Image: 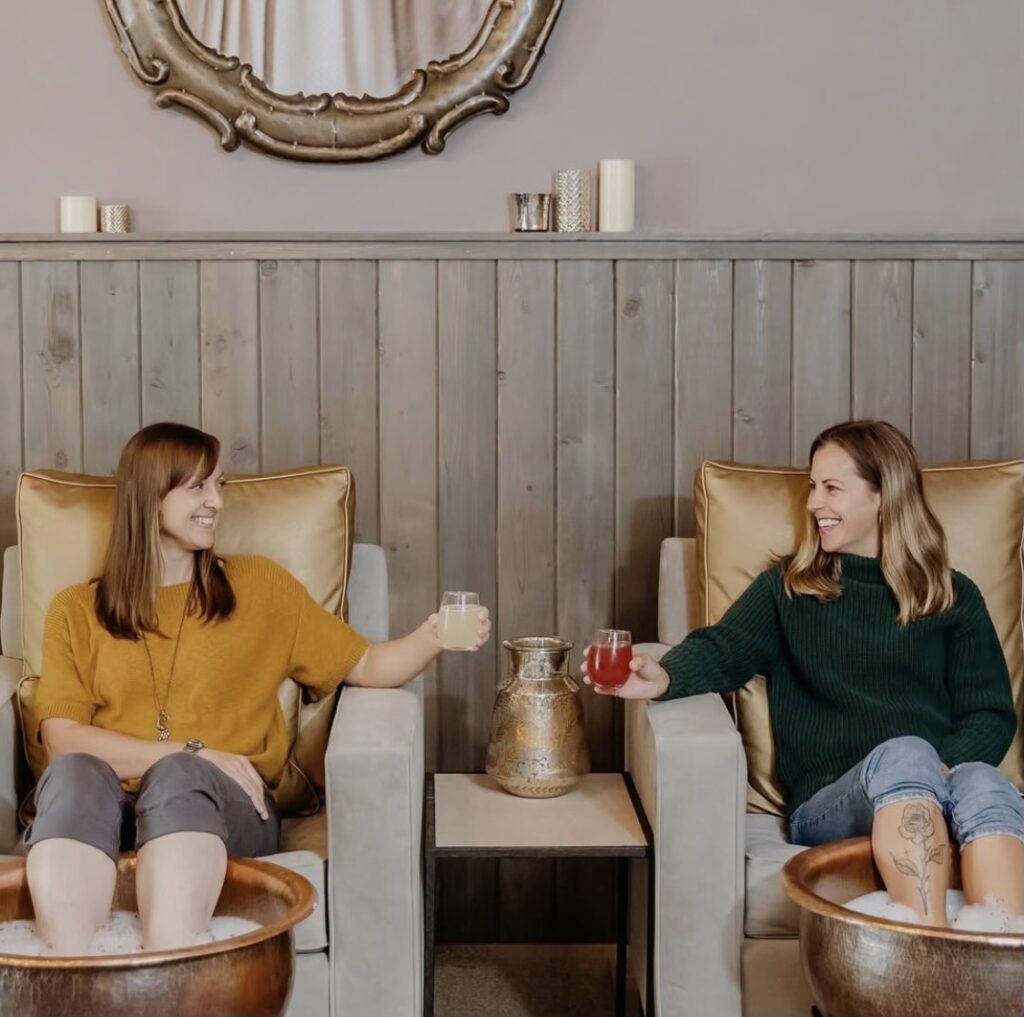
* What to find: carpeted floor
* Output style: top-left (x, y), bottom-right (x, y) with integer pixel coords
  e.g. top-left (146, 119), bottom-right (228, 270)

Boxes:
top-left (434, 944), bottom-right (642, 1017)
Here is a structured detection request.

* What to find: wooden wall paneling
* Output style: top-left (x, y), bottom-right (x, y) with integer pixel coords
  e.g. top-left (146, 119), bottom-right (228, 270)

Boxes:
top-left (851, 261), bottom-right (912, 431)
top-left (615, 261), bottom-right (675, 642)
top-left (260, 260), bottom-right (319, 470)
top-left (556, 260), bottom-right (616, 769)
top-left (732, 260), bottom-right (792, 465)
top-left (377, 261), bottom-right (439, 765)
top-left (792, 260), bottom-right (851, 464)
top-left (21, 262), bottom-right (82, 473)
top-left (674, 259), bottom-right (733, 535)
top-left (971, 262), bottom-right (1024, 458)
top-left (0, 264), bottom-right (20, 560)
top-left (81, 262), bottom-right (140, 476)
top-left (319, 261), bottom-right (380, 543)
top-left (496, 260), bottom-right (557, 942)
top-left (140, 262), bottom-right (200, 428)
top-left (199, 262), bottom-right (260, 472)
top-left (910, 262), bottom-right (972, 463)
top-left (554, 259), bottom-right (616, 943)
top-left (436, 260), bottom-right (499, 943)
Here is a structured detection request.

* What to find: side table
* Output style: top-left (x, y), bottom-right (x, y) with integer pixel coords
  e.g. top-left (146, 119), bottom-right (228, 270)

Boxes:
top-left (423, 772), bottom-right (655, 1017)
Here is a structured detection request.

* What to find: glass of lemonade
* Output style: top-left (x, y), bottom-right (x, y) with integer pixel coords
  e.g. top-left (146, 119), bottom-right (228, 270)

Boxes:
top-left (586, 629), bottom-right (633, 688)
top-left (438, 591), bottom-right (484, 651)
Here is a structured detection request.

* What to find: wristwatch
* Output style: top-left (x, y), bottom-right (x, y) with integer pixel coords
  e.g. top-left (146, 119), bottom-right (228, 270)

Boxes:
top-left (183, 739), bottom-right (205, 754)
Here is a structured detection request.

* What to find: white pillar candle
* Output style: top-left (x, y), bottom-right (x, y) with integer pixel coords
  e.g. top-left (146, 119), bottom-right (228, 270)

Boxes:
top-left (597, 160), bottom-right (635, 233)
top-left (59, 196), bottom-right (98, 233)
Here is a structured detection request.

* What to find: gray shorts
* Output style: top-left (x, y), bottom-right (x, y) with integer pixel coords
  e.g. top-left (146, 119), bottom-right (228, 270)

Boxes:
top-left (23, 752), bottom-right (281, 863)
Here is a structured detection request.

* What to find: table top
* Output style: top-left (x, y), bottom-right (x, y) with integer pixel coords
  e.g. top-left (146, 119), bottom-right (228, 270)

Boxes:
top-left (431, 773), bottom-right (648, 856)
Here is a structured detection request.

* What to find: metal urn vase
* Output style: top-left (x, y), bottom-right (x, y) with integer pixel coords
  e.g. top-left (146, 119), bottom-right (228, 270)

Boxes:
top-left (485, 637), bottom-right (590, 798)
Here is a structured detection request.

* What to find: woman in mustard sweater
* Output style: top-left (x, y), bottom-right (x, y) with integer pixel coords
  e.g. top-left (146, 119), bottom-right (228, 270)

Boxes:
top-left (26, 421), bottom-right (490, 954)
top-left (584, 420), bottom-right (1023, 928)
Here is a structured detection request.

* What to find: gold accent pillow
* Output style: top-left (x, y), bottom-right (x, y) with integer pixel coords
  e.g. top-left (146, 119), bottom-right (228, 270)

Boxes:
top-left (15, 465), bottom-right (357, 814)
top-left (694, 459), bottom-right (1024, 817)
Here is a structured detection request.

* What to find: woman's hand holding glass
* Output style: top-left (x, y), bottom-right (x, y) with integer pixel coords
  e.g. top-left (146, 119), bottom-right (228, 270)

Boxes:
top-left (581, 633), bottom-right (670, 700)
top-left (430, 591), bottom-right (491, 652)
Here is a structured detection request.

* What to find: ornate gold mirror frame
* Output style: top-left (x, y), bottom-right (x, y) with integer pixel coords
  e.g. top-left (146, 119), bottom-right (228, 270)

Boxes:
top-left (104, 0), bottom-right (564, 162)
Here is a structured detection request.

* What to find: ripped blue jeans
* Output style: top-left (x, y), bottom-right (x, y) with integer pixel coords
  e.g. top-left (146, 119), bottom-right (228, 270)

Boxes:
top-left (788, 736), bottom-right (1024, 849)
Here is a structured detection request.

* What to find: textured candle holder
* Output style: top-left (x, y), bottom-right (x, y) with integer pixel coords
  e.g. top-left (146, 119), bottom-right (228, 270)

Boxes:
top-left (553, 170), bottom-right (592, 233)
top-left (99, 204), bottom-right (130, 233)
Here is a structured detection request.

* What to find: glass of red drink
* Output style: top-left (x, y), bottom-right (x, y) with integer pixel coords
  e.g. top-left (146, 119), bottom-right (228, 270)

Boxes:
top-left (587, 629), bottom-right (633, 689)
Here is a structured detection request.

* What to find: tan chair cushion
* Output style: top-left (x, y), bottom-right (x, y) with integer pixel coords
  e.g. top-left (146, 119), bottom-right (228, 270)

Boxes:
top-left (744, 814), bottom-right (803, 938)
top-left (694, 459), bottom-right (1024, 817)
top-left (15, 466), bottom-right (356, 814)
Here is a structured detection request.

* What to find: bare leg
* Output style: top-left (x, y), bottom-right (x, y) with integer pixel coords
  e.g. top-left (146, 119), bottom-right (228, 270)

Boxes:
top-left (27, 838), bottom-right (116, 954)
top-left (137, 831), bottom-right (227, 950)
top-left (961, 835), bottom-right (1024, 913)
top-left (872, 799), bottom-right (950, 927)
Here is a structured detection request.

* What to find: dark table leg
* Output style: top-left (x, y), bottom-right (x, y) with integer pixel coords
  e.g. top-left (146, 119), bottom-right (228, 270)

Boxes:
top-left (615, 855), bottom-right (629, 1017)
top-left (645, 853), bottom-right (655, 1017)
top-left (423, 776), bottom-right (436, 1017)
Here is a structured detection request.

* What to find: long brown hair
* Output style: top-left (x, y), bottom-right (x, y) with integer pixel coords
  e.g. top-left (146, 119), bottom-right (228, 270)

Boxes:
top-left (778, 420), bottom-right (954, 624)
top-left (95, 422), bottom-right (235, 638)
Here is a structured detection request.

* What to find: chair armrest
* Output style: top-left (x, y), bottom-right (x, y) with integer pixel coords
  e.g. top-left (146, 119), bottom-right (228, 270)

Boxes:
top-left (0, 656), bottom-right (22, 854)
top-left (626, 674), bottom-right (746, 1017)
top-left (324, 677), bottom-right (424, 1017)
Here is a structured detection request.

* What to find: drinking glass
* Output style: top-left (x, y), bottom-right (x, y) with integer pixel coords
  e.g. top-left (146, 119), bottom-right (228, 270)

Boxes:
top-left (586, 629), bottom-right (633, 688)
top-left (438, 592), bottom-right (484, 651)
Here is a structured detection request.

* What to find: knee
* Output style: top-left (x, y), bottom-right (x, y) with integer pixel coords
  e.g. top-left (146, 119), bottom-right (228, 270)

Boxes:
top-left (35, 753), bottom-right (120, 807)
top-left (136, 752), bottom-right (212, 803)
top-left (948, 763), bottom-right (1024, 845)
top-left (862, 736), bottom-right (947, 807)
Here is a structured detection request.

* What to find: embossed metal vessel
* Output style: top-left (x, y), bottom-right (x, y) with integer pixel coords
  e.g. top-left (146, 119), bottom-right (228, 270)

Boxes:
top-left (0, 854), bottom-right (314, 1017)
top-left (782, 837), bottom-right (1024, 1017)
top-left (486, 637), bottom-right (589, 797)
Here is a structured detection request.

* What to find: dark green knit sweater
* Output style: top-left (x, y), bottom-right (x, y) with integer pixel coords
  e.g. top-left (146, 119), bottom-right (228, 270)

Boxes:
top-left (659, 554), bottom-right (1016, 811)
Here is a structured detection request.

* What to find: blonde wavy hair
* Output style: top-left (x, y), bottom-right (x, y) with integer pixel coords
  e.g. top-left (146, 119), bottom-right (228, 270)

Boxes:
top-left (778, 420), bottom-right (954, 624)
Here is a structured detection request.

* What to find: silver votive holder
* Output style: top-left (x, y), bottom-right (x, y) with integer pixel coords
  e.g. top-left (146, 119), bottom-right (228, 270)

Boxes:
top-left (553, 170), bottom-right (592, 232)
top-left (99, 204), bottom-right (130, 233)
top-left (512, 193), bottom-right (551, 232)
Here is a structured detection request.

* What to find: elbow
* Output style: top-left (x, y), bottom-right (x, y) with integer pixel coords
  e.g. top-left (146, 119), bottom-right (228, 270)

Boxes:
top-left (39, 719), bottom-right (77, 764)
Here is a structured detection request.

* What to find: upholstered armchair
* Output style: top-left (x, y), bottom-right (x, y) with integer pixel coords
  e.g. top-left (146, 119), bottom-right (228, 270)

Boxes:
top-left (625, 459), bottom-right (1024, 1017)
top-left (0, 466), bottom-right (423, 1017)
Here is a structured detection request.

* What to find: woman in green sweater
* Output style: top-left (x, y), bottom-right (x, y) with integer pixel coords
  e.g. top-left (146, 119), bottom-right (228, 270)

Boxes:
top-left (584, 419), bottom-right (1023, 928)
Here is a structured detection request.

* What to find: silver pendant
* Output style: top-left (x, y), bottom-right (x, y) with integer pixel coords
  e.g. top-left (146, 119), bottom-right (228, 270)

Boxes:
top-left (156, 712), bottom-right (170, 742)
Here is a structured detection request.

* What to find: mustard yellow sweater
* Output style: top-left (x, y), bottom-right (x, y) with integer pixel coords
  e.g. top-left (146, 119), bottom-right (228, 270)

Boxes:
top-left (35, 556), bottom-right (370, 786)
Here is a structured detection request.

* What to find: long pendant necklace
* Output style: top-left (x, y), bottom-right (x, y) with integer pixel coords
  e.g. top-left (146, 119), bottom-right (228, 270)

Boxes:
top-left (142, 600), bottom-right (188, 742)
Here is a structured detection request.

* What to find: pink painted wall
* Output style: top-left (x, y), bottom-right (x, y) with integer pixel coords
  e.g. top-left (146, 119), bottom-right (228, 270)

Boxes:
top-left (2, 1), bottom-right (1022, 233)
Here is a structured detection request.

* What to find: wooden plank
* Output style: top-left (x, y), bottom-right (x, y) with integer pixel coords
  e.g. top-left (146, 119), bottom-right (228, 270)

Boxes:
top-left (496, 260), bottom-right (557, 943)
top-left (554, 259), bottom-right (617, 942)
top-left (911, 262), bottom-right (972, 463)
top-left (260, 260), bottom-right (319, 470)
top-left (0, 264), bottom-right (21, 561)
top-left (792, 261), bottom-right (851, 464)
top-left (674, 259), bottom-right (733, 535)
top-left (615, 261), bottom-right (674, 641)
top-left (319, 261), bottom-right (379, 543)
top-left (556, 261), bottom-right (616, 771)
top-left (140, 261), bottom-right (200, 427)
top-left (21, 262), bottom-right (82, 472)
top-left (436, 260), bottom-right (499, 943)
top-left (732, 260), bottom-right (792, 465)
top-left (81, 262), bottom-right (140, 475)
top-left (6, 236), bottom-right (1024, 263)
top-left (851, 261), bottom-right (912, 431)
top-left (199, 262), bottom-right (260, 472)
top-left (971, 262), bottom-right (1024, 458)
top-left (378, 260), bottom-right (438, 765)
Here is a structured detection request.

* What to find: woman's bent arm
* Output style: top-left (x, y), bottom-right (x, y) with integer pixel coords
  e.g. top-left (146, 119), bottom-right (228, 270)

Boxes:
top-left (41, 718), bottom-right (191, 781)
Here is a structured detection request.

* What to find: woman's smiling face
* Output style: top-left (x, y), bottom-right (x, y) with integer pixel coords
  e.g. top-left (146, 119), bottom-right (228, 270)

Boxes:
top-left (807, 442), bottom-right (882, 557)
